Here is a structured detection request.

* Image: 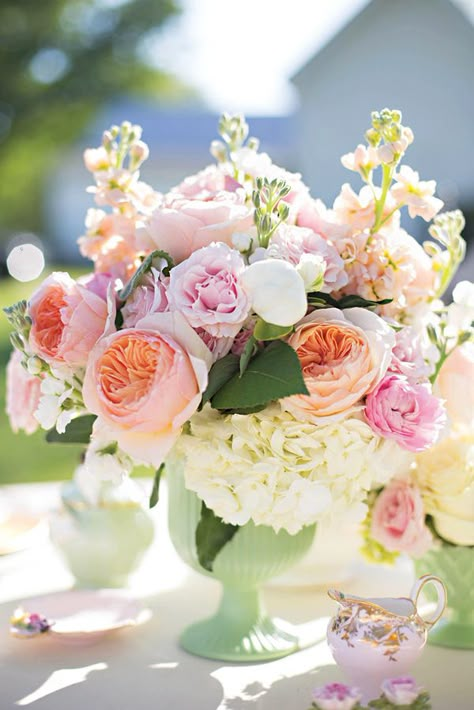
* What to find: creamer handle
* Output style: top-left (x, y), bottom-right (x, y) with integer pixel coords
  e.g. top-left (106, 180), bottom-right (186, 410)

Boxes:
top-left (411, 575), bottom-right (447, 628)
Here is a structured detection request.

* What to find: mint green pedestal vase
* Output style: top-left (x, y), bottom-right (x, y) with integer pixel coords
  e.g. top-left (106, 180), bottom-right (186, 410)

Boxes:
top-left (166, 458), bottom-right (317, 662)
top-left (415, 544), bottom-right (474, 649)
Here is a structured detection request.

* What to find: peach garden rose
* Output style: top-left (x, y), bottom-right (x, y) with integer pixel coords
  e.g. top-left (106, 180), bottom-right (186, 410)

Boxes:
top-left (283, 307), bottom-right (394, 421)
top-left (28, 272), bottom-right (109, 368)
top-left (82, 312), bottom-right (211, 467)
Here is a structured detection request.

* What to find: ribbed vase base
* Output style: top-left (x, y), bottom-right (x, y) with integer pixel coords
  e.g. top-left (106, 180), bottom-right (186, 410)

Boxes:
top-left (427, 620), bottom-right (474, 649)
top-left (180, 615), bottom-right (306, 661)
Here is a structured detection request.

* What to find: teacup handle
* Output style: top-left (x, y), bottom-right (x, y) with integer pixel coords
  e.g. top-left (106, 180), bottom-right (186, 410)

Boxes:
top-left (411, 574), bottom-right (447, 628)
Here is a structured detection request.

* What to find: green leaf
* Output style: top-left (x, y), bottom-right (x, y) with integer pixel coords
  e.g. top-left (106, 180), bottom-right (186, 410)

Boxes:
top-left (253, 319), bottom-right (292, 341)
top-left (239, 335), bottom-right (257, 376)
top-left (149, 463), bottom-right (165, 509)
top-left (45, 415), bottom-right (97, 444)
top-left (195, 502), bottom-right (239, 571)
top-left (199, 353), bottom-right (240, 409)
top-left (119, 249), bottom-right (174, 300)
top-left (211, 340), bottom-right (308, 410)
top-left (307, 291), bottom-right (392, 310)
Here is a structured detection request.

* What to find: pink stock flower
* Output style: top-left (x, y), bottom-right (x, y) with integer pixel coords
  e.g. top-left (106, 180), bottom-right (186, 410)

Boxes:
top-left (6, 350), bottom-right (42, 434)
top-left (78, 209), bottom-right (141, 282)
top-left (371, 480), bottom-right (432, 557)
top-left (341, 143), bottom-right (381, 174)
top-left (121, 268), bottom-right (169, 328)
top-left (28, 272), bottom-right (109, 368)
top-left (137, 186), bottom-right (253, 264)
top-left (311, 682), bottom-right (362, 710)
top-left (284, 307), bottom-right (394, 421)
top-left (83, 146), bottom-right (111, 173)
top-left (365, 374), bottom-right (446, 452)
top-left (82, 312), bottom-right (211, 467)
top-left (167, 243), bottom-right (250, 337)
top-left (297, 198), bottom-right (351, 242)
top-left (391, 166), bottom-right (443, 221)
top-left (333, 184), bottom-right (398, 232)
top-left (337, 229), bottom-right (435, 316)
top-left (380, 676), bottom-right (423, 705)
top-left (269, 224), bottom-right (348, 293)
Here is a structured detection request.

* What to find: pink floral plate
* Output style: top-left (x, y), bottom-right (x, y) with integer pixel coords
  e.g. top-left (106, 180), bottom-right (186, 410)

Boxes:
top-left (10, 589), bottom-right (152, 644)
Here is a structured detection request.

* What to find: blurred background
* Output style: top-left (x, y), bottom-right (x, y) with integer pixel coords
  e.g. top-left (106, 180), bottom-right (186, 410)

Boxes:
top-left (1, 0), bottom-right (473, 483)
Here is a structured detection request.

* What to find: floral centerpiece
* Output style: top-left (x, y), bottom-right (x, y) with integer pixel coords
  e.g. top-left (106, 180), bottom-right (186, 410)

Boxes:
top-left (4, 109), bottom-right (470, 656)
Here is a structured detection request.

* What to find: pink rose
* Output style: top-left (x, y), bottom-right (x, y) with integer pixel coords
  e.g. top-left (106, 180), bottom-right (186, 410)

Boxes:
top-left (29, 272), bottom-right (109, 368)
top-left (311, 682), bottom-right (362, 710)
top-left (365, 374), bottom-right (446, 451)
top-left (6, 350), bottom-right (42, 434)
top-left (284, 307), bottom-right (394, 421)
top-left (82, 312), bottom-right (211, 467)
top-left (389, 326), bottom-right (433, 382)
top-left (195, 328), bottom-right (234, 363)
top-left (436, 344), bottom-right (474, 428)
top-left (137, 189), bottom-right (253, 264)
top-left (170, 165), bottom-right (241, 200)
top-left (269, 224), bottom-right (348, 293)
top-left (371, 480), bottom-right (432, 557)
top-left (121, 268), bottom-right (169, 328)
top-left (167, 243), bottom-right (250, 337)
top-left (380, 677), bottom-right (423, 705)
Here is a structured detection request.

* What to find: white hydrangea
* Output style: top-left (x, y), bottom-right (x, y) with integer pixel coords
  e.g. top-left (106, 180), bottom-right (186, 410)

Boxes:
top-left (176, 404), bottom-right (412, 534)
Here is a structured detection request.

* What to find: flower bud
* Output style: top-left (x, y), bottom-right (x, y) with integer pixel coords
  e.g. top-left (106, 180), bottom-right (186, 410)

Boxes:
top-left (210, 140), bottom-right (227, 162)
top-left (231, 232), bottom-right (252, 253)
top-left (240, 259), bottom-right (307, 326)
top-left (27, 355), bottom-right (44, 376)
top-left (296, 253), bottom-right (326, 292)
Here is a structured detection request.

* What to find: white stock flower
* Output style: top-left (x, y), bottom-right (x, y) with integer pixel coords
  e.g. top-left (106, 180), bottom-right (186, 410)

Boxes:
top-left (34, 373), bottom-right (76, 432)
top-left (176, 404), bottom-right (411, 534)
top-left (231, 231), bottom-right (253, 253)
top-left (240, 259), bottom-right (307, 326)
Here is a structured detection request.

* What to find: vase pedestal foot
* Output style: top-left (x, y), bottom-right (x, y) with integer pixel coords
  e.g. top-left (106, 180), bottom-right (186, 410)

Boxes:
top-left (179, 585), bottom-right (324, 661)
top-left (180, 614), bottom-right (310, 661)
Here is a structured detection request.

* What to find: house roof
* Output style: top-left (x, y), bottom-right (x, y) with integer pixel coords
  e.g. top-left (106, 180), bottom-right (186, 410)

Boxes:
top-left (292, 0), bottom-right (474, 85)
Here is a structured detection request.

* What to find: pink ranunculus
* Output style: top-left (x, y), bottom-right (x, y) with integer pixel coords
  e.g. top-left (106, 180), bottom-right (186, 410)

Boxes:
top-left (371, 480), bottom-right (433, 557)
top-left (121, 268), bottom-right (169, 328)
top-left (6, 350), bottom-right (42, 434)
top-left (269, 224), bottom-right (348, 293)
top-left (311, 682), bottom-right (362, 710)
top-left (82, 312), bottom-right (211, 467)
top-left (167, 243), bottom-right (250, 337)
top-left (28, 272), bottom-right (109, 368)
top-left (283, 307), bottom-right (394, 421)
top-left (137, 188), bottom-right (253, 264)
top-left (365, 374), bottom-right (446, 452)
top-left (436, 343), bottom-right (474, 428)
top-left (381, 677), bottom-right (423, 705)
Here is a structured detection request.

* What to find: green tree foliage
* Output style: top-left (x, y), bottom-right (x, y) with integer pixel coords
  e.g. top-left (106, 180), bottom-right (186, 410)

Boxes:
top-left (0, 0), bottom-right (181, 243)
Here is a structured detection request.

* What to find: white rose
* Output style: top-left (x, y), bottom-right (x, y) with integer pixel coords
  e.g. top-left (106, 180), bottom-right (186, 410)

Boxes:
top-left (240, 259), bottom-right (307, 326)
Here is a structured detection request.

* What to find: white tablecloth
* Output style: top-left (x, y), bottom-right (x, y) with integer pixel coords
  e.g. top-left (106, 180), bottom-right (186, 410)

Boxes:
top-left (0, 482), bottom-right (472, 709)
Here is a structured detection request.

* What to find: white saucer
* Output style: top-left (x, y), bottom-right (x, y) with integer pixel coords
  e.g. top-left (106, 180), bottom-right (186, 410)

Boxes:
top-left (13, 590), bottom-right (151, 644)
